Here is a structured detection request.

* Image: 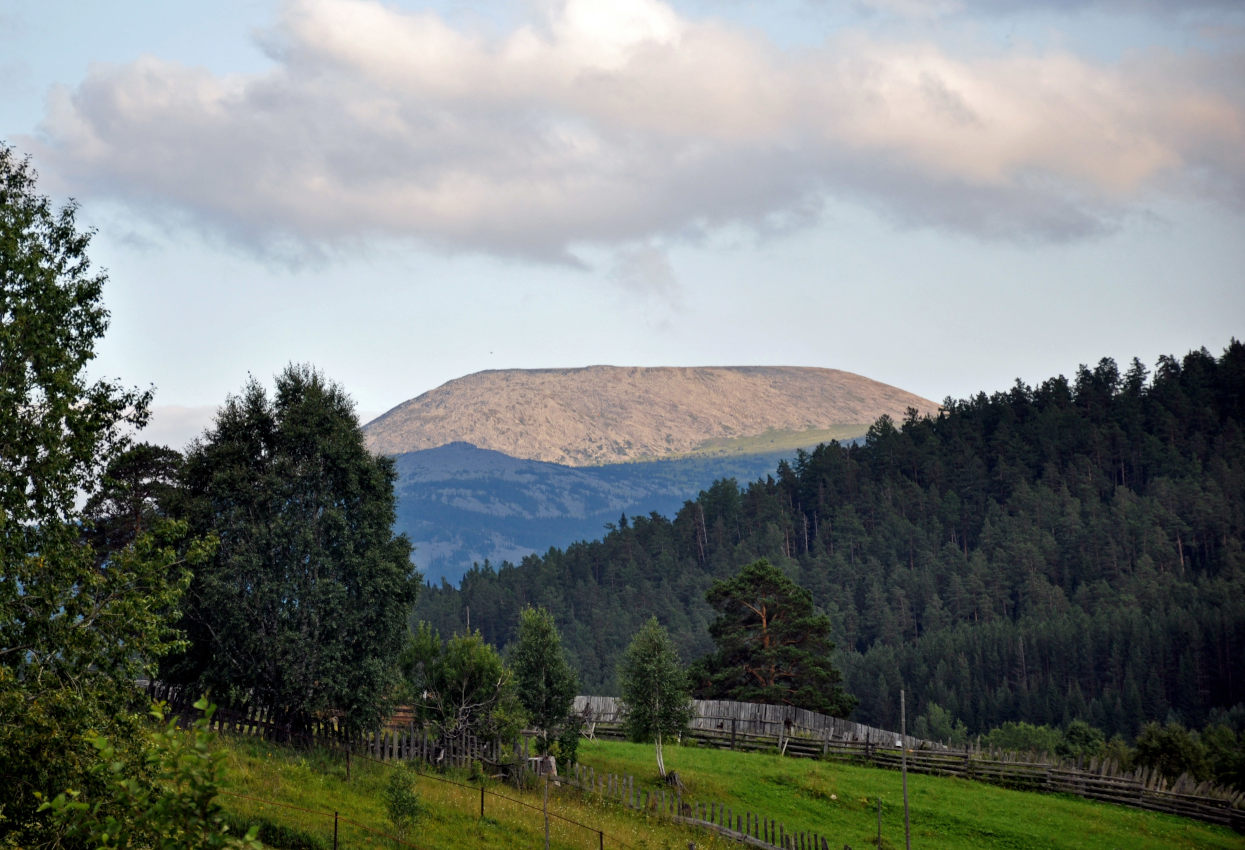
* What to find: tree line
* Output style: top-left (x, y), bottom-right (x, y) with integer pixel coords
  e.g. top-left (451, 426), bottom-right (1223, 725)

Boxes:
top-left (413, 341), bottom-right (1245, 769)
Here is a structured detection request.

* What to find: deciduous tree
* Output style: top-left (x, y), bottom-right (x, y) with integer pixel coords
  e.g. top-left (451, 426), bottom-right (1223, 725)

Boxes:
top-left (0, 145), bottom-right (194, 845)
top-left (510, 606), bottom-right (580, 763)
top-left (402, 623), bottom-right (523, 750)
top-left (169, 365), bottom-right (419, 736)
top-left (618, 617), bottom-right (692, 778)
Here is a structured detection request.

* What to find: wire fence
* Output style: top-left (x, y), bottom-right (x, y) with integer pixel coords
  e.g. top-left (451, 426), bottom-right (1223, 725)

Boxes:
top-left (217, 737), bottom-right (646, 850)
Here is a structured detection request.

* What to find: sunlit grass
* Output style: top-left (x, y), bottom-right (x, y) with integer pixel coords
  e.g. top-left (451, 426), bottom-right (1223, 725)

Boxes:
top-left (215, 734), bottom-right (1242, 850)
top-left (577, 738), bottom-right (1244, 850)
top-left (218, 736), bottom-right (736, 849)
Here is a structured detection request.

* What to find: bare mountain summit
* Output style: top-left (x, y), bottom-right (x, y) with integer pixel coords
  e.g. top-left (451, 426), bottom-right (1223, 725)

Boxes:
top-left (364, 366), bottom-right (938, 467)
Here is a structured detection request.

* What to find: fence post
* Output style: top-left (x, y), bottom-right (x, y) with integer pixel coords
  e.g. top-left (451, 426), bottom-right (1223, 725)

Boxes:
top-left (480, 783), bottom-right (485, 819)
top-left (332, 811), bottom-right (338, 850)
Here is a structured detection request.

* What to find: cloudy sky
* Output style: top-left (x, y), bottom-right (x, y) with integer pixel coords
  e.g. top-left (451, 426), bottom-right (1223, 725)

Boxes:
top-left (3, 0), bottom-right (1242, 449)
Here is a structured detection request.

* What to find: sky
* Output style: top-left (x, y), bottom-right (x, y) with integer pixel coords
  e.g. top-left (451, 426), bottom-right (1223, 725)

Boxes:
top-left (3, 0), bottom-right (1243, 450)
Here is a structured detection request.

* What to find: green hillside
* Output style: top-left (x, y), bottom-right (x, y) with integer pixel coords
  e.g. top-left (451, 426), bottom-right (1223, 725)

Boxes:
top-left (215, 735), bottom-right (1243, 849)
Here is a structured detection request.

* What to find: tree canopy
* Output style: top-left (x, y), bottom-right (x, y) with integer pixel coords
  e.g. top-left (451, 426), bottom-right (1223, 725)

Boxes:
top-left (167, 364), bottom-right (419, 736)
top-left (617, 617), bottom-right (692, 778)
top-left (401, 623), bottom-right (523, 749)
top-left (691, 559), bottom-right (856, 717)
top-left (510, 606), bottom-right (580, 761)
top-left (0, 145), bottom-right (198, 846)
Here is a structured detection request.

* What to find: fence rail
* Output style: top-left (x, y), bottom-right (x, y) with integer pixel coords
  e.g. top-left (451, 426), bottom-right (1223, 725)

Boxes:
top-left (575, 695), bottom-right (1245, 833)
top-left (151, 683), bottom-right (1243, 837)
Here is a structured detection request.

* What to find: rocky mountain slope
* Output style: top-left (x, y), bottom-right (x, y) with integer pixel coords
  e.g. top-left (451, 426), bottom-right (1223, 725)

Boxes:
top-left (364, 366), bottom-right (939, 466)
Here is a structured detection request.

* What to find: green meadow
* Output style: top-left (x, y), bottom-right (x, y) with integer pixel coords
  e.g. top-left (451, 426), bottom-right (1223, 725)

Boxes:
top-left (217, 735), bottom-right (1242, 850)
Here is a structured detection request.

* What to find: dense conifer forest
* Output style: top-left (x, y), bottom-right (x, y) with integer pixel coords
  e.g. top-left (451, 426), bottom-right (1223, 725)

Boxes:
top-left (414, 344), bottom-right (1245, 741)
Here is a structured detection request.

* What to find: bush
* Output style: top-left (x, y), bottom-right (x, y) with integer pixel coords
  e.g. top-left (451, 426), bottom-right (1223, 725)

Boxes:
top-left (222, 813), bottom-right (328, 850)
top-left (1056, 720), bottom-right (1105, 762)
top-left (383, 765), bottom-right (422, 838)
top-left (982, 721), bottom-right (1061, 756)
top-left (1134, 722), bottom-right (1208, 782)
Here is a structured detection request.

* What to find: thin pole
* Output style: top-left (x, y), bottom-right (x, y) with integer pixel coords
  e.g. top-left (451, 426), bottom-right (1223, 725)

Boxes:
top-left (877, 797), bottom-right (882, 847)
top-left (480, 783), bottom-right (485, 819)
top-left (543, 774), bottom-right (550, 850)
top-left (901, 689), bottom-right (911, 850)
top-left (333, 811), bottom-right (339, 850)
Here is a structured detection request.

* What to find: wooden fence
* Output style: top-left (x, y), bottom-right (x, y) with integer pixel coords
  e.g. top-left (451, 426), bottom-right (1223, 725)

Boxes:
top-left (147, 682), bottom-right (501, 769)
top-left (575, 695), bottom-right (1245, 833)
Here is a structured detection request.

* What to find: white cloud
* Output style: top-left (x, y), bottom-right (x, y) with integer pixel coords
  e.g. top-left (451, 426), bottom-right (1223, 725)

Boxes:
top-left (26, 0), bottom-right (1245, 264)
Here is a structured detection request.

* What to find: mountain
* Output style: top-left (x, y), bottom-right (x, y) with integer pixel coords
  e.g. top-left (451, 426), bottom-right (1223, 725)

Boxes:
top-left (391, 442), bottom-right (807, 583)
top-left (364, 366), bottom-right (939, 466)
top-left (366, 366), bottom-right (939, 584)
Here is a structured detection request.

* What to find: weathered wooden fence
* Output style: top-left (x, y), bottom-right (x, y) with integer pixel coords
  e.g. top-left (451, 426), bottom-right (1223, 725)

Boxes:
top-left (576, 695), bottom-right (933, 750)
top-left (574, 695), bottom-right (1245, 833)
top-left (147, 682), bottom-right (501, 768)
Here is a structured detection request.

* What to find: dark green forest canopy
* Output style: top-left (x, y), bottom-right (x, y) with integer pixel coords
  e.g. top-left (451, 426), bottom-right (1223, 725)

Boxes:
top-left (413, 343), bottom-right (1245, 739)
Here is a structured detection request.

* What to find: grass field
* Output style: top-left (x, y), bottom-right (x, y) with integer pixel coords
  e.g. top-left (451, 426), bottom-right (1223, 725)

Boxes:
top-left (580, 739), bottom-right (1243, 850)
top-left (217, 735), bottom-right (1243, 850)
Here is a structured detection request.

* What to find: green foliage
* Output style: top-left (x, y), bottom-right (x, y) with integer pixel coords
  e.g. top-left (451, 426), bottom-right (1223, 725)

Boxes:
top-left (0, 145), bottom-right (208, 847)
top-left (617, 617), bottom-right (692, 777)
top-left (39, 698), bottom-right (261, 849)
top-left (691, 559), bottom-right (856, 716)
top-left (1200, 723), bottom-right (1245, 789)
top-left (1133, 722), bottom-right (1209, 782)
top-left (402, 623), bottom-right (524, 747)
top-left (1057, 720), bottom-right (1106, 761)
top-left (913, 703), bottom-right (969, 747)
top-left (509, 606), bottom-right (579, 761)
top-left (169, 365), bottom-right (420, 736)
top-left (982, 721), bottom-right (1062, 755)
top-left (0, 144), bottom-right (151, 540)
top-left (221, 813), bottom-right (328, 850)
top-left (382, 764), bottom-right (422, 839)
top-left (82, 442), bottom-right (184, 556)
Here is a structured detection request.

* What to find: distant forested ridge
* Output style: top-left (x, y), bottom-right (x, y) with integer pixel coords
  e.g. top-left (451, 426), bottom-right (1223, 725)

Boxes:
top-left (414, 343), bottom-right (1245, 739)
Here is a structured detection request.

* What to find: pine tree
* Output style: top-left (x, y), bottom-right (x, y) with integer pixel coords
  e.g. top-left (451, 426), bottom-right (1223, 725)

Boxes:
top-left (693, 559), bottom-right (856, 716)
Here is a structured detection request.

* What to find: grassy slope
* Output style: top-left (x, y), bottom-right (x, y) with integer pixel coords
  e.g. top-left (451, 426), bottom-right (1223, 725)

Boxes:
top-left (582, 740), bottom-right (1242, 850)
top-left (660, 426), bottom-right (869, 461)
top-left (217, 736), bottom-right (1242, 850)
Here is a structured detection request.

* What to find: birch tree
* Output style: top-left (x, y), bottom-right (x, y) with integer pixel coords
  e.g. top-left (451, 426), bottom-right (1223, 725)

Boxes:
top-left (617, 617), bottom-right (691, 778)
